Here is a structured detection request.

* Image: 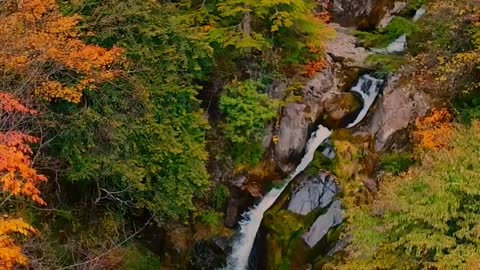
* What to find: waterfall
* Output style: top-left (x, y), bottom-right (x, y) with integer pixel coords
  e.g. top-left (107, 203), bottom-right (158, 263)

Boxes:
top-left (225, 125), bottom-right (332, 270)
top-left (372, 7), bottom-right (427, 54)
top-left (347, 74), bottom-right (384, 128)
top-left (225, 74), bottom-right (383, 270)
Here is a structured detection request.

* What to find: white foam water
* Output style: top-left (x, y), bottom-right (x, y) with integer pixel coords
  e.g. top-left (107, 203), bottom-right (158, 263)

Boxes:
top-left (371, 7), bottom-right (427, 54)
top-left (347, 74), bottom-right (384, 128)
top-left (225, 73), bottom-right (384, 270)
top-left (225, 125), bottom-right (332, 270)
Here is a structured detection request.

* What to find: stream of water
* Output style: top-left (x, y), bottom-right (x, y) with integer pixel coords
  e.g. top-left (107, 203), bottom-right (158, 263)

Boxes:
top-left (225, 74), bottom-right (383, 270)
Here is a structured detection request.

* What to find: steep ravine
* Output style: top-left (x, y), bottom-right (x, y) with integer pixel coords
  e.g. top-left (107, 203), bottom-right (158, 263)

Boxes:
top-left (221, 2), bottom-right (432, 270)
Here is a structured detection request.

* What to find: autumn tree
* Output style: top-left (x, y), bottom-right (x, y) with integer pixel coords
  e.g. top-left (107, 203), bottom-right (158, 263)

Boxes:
top-left (413, 108), bottom-right (454, 150)
top-left (0, 93), bottom-right (45, 269)
top-left (0, 0), bottom-right (123, 104)
top-left (335, 122), bottom-right (480, 270)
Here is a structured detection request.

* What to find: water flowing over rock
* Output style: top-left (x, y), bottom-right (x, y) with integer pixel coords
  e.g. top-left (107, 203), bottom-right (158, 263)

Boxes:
top-left (347, 74), bottom-right (384, 128)
top-left (371, 8), bottom-right (427, 54)
top-left (226, 126), bottom-right (333, 270)
top-left (274, 63), bottom-right (336, 172)
top-left (372, 34), bottom-right (407, 54)
top-left (360, 75), bottom-right (430, 151)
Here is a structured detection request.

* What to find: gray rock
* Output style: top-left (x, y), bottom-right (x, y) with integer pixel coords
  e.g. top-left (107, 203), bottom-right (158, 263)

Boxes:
top-left (274, 62), bottom-right (338, 172)
top-left (378, 2), bottom-right (407, 29)
top-left (332, 0), bottom-right (386, 29)
top-left (274, 103), bottom-right (309, 172)
top-left (303, 200), bottom-right (343, 248)
top-left (287, 174), bottom-right (338, 215)
top-left (326, 24), bottom-right (371, 68)
top-left (360, 75), bottom-right (430, 152)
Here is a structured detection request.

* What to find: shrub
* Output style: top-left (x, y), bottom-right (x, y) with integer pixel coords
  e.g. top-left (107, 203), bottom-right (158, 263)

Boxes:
top-left (355, 17), bottom-right (416, 48)
top-left (379, 152), bottom-right (415, 175)
top-left (337, 122), bottom-right (480, 269)
top-left (213, 185), bottom-right (230, 211)
top-left (220, 80), bottom-right (279, 166)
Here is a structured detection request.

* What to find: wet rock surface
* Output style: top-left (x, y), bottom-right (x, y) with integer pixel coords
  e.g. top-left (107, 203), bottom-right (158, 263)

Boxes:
top-left (323, 92), bottom-right (362, 129)
top-left (189, 237), bottom-right (231, 270)
top-left (274, 62), bottom-right (338, 172)
top-left (303, 200), bottom-right (343, 248)
top-left (252, 173), bottom-right (342, 270)
top-left (224, 184), bottom-right (254, 228)
top-left (360, 75), bottom-right (430, 152)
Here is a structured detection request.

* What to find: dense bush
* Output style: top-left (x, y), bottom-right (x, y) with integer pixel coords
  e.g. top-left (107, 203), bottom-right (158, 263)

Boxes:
top-left (220, 80), bottom-right (279, 166)
top-left (338, 123), bottom-right (480, 269)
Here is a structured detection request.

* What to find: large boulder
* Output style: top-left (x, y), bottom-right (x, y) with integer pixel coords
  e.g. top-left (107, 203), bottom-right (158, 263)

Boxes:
top-left (251, 173), bottom-right (343, 270)
top-left (359, 75), bottom-right (431, 152)
top-left (326, 24), bottom-right (371, 68)
top-left (331, 0), bottom-right (391, 29)
top-left (274, 103), bottom-right (310, 172)
top-left (274, 63), bottom-right (337, 172)
top-left (323, 92), bottom-right (362, 129)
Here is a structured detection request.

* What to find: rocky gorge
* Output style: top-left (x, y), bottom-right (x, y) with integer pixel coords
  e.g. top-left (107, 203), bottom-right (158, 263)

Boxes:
top-left (159, 1), bottom-right (437, 269)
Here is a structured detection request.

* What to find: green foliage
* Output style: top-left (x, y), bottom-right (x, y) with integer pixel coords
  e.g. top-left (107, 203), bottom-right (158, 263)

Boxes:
top-left (454, 93), bottom-right (480, 124)
top-left (367, 54), bottom-right (406, 74)
top-left (356, 17), bottom-right (416, 48)
top-left (408, 1), bottom-right (474, 54)
top-left (338, 123), bottom-right (480, 269)
top-left (304, 150), bottom-right (332, 176)
top-left (379, 152), bottom-right (415, 175)
top-left (200, 210), bottom-right (223, 227)
top-left (220, 80), bottom-right (278, 166)
top-left (213, 185), bottom-right (230, 210)
top-left (50, 0), bottom-right (213, 222)
top-left (204, 0), bottom-right (331, 54)
top-left (407, 0), bottom-right (427, 11)
top-left (120, 244), bottom-right (162, 270)
top-left (220, 80), bottom-right (278, 144)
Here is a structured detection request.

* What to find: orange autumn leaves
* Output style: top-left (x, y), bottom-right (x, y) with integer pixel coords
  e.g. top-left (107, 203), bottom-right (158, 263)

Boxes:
top-left (0, 0), bottom-right (124, 103)
top-left (0, 94), bottom-right (44, 269)
top-left (414, 108), bottom-right (454, 150)
top-left (0, 219), bottom-right (36, 269)
top-left (0, 0), bottom-right (124, 267)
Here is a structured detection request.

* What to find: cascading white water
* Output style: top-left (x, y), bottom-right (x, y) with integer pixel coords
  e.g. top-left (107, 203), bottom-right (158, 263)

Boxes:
top-left (371, 7), bottom-right (427, 54)
top-left (225, 125), bottom-right (332, 270)
top-left (347, 74), bottom-right (383, 128)
top-left (226, 74), bottom-right (383, 270)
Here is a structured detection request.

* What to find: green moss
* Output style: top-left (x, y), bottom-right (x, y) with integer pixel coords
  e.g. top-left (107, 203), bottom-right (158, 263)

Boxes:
top-left (121, 244), bottom-right (162, 270)
top-left (367, 54), bottom-right (407, 74)
top-left (213, 185), bottom-right (230, 210)
top-left (379, 152), bottom-right (415, 175)
top-left (355, 17), bottom-right (416, 48)
top-left (304, 150), bottom-right (333, 176)
top-left (332, 140), bottom-right (363, 181)
top-left (264, 210), bottom-right (306, 269)
top-left (199, 210), bottom-right (223, 227)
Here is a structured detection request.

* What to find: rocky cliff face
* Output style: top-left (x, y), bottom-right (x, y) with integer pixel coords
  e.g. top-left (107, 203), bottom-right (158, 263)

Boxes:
top-left (359, 75), bottom-right (431, 152)
top-left (331, 0), bottom-right (392, 29)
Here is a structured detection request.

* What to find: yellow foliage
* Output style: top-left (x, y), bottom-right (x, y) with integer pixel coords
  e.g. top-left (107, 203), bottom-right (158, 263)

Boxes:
top-left (0, 218), bottom-right (36, 270)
